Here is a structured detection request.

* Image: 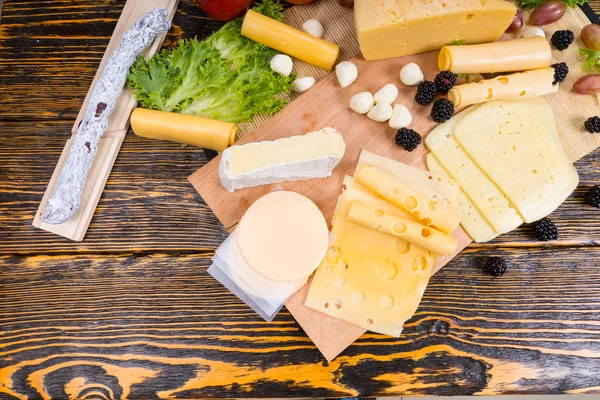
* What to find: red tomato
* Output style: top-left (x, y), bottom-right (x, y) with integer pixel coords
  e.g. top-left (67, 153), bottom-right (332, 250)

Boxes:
top-left (197, 0), bottom-right (254, 21)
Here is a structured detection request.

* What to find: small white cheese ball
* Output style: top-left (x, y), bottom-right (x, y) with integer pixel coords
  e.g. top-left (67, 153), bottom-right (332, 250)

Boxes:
top-left (367, 102), bottom-right (393, 122)
top-left (336, 61), bottom-right (358, 88)
top-left (400, 62), bottom-right (424, 86)
top-left (389, 104), bottom-right (413, 129)
top-left (302, 19), bottom-right (324, 38)
top-left (270, 54), bottom-right (293, 76)
top-left (374, 83), bottom-right (399, 104)
top-left (292, 77), bottom-right (316, 93)
top-left (523, 27), bottom-right (545, 38)
top-left (349, 92), bottom-right (374, 114)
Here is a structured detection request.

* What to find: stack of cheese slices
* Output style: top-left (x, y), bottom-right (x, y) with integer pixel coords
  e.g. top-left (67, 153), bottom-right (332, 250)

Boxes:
top-left (209, 190), bottom-right (330, 321)
top-left (305, 150), bottom-right (461, 336)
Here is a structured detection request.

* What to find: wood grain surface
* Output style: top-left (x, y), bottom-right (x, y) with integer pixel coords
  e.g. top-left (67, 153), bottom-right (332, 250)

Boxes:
top-left (3, 0), bottom-right (600, 398)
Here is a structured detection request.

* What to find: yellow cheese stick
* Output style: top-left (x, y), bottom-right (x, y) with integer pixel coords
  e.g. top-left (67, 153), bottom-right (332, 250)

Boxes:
top-left (438, 37), bottom-right (551, 74)
top-left (346, 200), bottom-right (458, 256)
top-left (448, 68), bottom-right (558, 107)
top-left (355, 165), bottom-right (461, 234)
top-left (241, 10), bottom-right (339, 71)
top-left (130, 108), bottom-right (237, 152)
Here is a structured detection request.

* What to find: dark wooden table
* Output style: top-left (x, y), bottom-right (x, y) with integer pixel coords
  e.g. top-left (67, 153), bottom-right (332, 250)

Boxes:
top-left (3, 1), bottom-right (600, 398)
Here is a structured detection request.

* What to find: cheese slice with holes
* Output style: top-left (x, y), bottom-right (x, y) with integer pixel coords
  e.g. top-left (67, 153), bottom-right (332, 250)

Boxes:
top-left (425, 106), bottom-right (523, 234)
top-left (355, 165), bottom-right (461, 234)
top-left (305, 183), bottom-right (435, 337)
top-left (453, 98), bottom-right (579, 223)
top-left (427, 153), bottom-right (499, 243)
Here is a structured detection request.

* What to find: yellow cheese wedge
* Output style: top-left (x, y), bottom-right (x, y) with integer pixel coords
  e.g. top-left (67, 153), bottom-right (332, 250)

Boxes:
top-left (130, 108), bottom-right (237, 152)
top-left (241, 10), bottom-right (339, 71)
top-left (427, 154), bottom-right (499, 243)
top-left (355, 165), bottom-right (461, 234)
top-left (354, 0), bottom-right (516, 60)
top-left (347, 200), bottom-right (458, 256)
top-left (425, 107), bottom-right (523, 234)
top-left (355, 150), bottom-right (459, 206)
top-left (453, 98), bottom-right (579, 223)
top-left (305, 187), bottom-right (435, 337)
top-left (449, 68), bottom-right (558, 107)
top-left (438, 37), bottom-right (551, 74)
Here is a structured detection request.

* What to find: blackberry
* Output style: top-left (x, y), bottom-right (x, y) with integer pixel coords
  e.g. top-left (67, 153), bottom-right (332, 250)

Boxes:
top-left (395, 128), bottom-right (422, 151)
top-left (551, 62), bottom-right (569, 85)
top-left (484, 257), bottom-right (507, 277)
top-left (431, 98), bottom-right (455, 123)
top-left (551, 30), bottom-right (574, 51)
top-left (415, 81), bottom-right (437, 105)
top-left (531, 217), bottom-right (559, 241)
top-left (434, 71), bottom-right (457, 93)
top-left (585, 185), bottom-right (600, 208)
top-left (585, 116), bottom-right (600, 133)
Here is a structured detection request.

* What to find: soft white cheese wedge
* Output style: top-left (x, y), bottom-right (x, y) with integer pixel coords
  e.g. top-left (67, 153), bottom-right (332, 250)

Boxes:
top-left (219, 127), bottom-right (346, 192)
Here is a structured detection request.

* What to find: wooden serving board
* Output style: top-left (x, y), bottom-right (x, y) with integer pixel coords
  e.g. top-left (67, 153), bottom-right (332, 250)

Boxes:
top-left (189, 4), bottom-right (600, 361)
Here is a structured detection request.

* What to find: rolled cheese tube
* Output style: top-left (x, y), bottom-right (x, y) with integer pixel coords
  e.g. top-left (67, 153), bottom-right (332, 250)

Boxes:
top-left (241, 10), bottom-right (339, 71)
top-left (448, 68), bottom-right (558, 107)
top-left (347, 200), bottom-right (458, 256)
top-left (130, 108), bottom-right (237, 152)
top-left (438, 37), bottom-right (551, 74)
top-left (355, 165), bottom-right (461, 234)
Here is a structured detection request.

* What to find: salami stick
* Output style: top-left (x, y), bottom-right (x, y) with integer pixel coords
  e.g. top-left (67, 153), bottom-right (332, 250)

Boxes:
top-left (42, 8), bottom-right (171, 224)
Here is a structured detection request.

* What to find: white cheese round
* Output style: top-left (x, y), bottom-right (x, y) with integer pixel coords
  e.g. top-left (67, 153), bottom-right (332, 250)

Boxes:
top-left (236, 191), bottom-right (329, 283)
top-left (374, 83), bottom-right (399, 104)
top-left (293, 77), bottom-right (316, 93)
top-left (349, 92), bottom-right (374, 114)
top-left (335, 61), bottom-right (358, 88)
top-left (270, 54), bottom-right (293, 76)
top-left (367, 102), bottom-right (393, 122)
top-left (400, 62), bottom-right (424, 86)
top-left (389, 104), bottom-right (413, 129)
top-left (302, 19), bottom-right (324, 38)
top-left (523, 27), bottom-right (545, 38)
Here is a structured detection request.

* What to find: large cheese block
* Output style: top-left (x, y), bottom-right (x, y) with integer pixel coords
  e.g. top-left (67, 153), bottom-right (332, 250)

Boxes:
top-left (354, 0), bottom-right (516, 60)
top-left (305, 185), bottom-right (435, 337)
top-left (453, 98), bottom-right (579, 223)
top-left (426, 154), bottom-right (499, 243)
top-left (425, 106), bottom-right (523, 235)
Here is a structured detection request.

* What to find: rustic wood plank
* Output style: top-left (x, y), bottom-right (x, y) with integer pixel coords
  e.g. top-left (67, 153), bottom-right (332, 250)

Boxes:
top-left (2, 248), bottom-right (600, 397)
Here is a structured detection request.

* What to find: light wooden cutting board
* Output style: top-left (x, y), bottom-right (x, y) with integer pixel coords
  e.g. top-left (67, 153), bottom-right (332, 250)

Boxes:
top-left (189, 4), bottom-right (600, 361)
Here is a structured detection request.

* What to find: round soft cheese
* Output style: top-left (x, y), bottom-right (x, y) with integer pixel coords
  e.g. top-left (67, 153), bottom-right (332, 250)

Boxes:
top-left (236, 191), bottom-right (329, 282)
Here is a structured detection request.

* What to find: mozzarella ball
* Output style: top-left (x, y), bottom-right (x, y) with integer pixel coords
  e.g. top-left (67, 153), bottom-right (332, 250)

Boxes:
top-left (302, 19), bottom-right (324, 38)
top-left (523, 27), bottom-right (545, 38)
top-left (367, 102), bottom-right (393, 122)
top-left (270, 54), bottom-right (293, 76)
top-left (374, 83), bottom-right (399, 104)
top-left (336, 61), bottom-right (358, 88)
top-left (292, 77), bottom-right (316, 93)
top-left (349, 92), bottom-right (374, 114)
top-left (400, 62), bottom-right (424, 86)
top-left (389, 104), bottom-right (413, 129)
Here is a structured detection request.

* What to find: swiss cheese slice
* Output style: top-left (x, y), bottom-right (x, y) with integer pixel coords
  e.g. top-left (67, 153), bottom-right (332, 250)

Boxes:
top-left (355, 150), bottom-right (459, 206)
top-left (427, 154), bottom-right (499, 243)
top-left (305, 186), bottom-right (435, 337)
top-left (453, 98), bottom-right (579, 223)
top-left (425, 106), bottom-right (523, 234)
top-left (354, 0), bottom-right (516, 60)
top-left (355, 165), bottom-right (461, 234)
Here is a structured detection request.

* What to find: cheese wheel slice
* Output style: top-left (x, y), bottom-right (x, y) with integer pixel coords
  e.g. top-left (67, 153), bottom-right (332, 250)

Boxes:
top-left (236, 191), bottom-right (329, 282)
top-left (355, 165), bottom-right (461, 234)
top-left (438, 37), bottom-right (551, 74)
top-left (346, 200), bottom-right (458, 256)
top-left (448, 68), bottom-right (558, 107)
top-left (241, 10), bottom-right (339, 71)
top-left (426, 154), bottom-right (499, 243)
top-left (131, 108), bottom-right (237, 152)
top-left (453, 98), bottom-right (579, 223)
